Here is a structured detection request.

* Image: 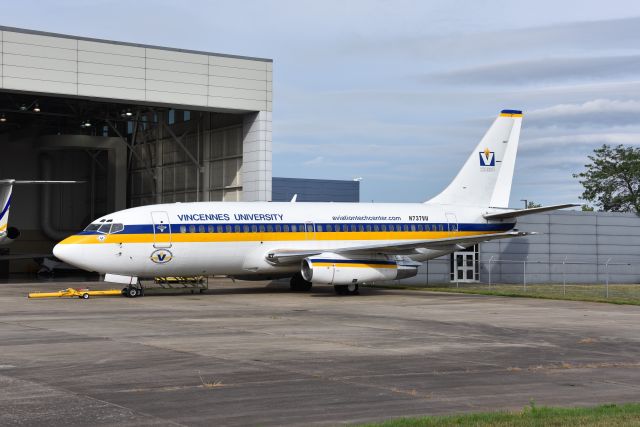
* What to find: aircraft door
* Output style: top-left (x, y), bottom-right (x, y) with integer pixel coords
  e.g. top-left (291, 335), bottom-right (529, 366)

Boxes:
top-left (151, 211), bottom-right (172, 248)
top-left (304, 222), bottom-right (316, 240)
top-left (445, 212), bottom-right (458, 237)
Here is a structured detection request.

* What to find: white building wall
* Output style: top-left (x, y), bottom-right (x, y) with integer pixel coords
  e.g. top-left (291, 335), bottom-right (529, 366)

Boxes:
top-left (242, 111), bottom-right (272, 201)
top-left (0, 27), bottom-right (272, 112)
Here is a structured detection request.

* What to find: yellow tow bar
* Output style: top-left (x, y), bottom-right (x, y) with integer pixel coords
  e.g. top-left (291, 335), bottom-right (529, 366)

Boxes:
top-left (28, 287), bottom-right (122, 299)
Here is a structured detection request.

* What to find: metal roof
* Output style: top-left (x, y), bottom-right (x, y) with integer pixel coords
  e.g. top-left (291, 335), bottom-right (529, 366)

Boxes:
top-left (0, 25), bottom-right (273, 63)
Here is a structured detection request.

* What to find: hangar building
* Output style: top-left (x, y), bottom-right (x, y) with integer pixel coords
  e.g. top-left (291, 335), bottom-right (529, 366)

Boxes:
top-left (0, 26), bottom-right (272, 272)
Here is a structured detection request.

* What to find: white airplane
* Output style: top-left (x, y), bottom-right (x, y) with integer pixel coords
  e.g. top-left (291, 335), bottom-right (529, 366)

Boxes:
top-left (53, 110), bottom-right (576, 295)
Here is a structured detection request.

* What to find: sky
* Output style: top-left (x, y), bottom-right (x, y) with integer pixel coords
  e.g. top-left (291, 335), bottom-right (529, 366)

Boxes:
top-left (5, 0), bottom-right (640, 206)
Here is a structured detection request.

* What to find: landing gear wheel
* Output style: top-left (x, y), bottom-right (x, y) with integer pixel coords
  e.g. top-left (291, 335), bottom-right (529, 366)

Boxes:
top-left (81, 293), bottom-right (89, 299)
top-left (290, 273), bottom-right (312, 292)
top-left (334, 283), bottom-right (359, 295)
top-left (126, 286), bottom-right (139, 298)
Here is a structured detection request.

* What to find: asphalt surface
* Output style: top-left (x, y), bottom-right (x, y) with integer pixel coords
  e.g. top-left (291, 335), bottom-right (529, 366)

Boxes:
top-left (1, 278), bottom-right (639, 426)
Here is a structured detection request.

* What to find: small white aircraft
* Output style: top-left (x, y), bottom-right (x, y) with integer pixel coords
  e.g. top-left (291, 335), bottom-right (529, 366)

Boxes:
top-left (0, 179), bottom-right (81, 246)
top-left (54, 110), bottom-right (576, 295)
top-left (0, 180), bottom-right (82, 264)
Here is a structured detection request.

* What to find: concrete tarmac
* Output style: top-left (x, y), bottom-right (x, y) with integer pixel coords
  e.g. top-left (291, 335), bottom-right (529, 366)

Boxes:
top-left (1, 279), bottom-right (639, 426)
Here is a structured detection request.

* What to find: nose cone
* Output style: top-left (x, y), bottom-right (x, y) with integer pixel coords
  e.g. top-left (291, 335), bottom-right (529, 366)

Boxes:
top-left (52, 241), bottom-right (70, 263)
top-left (53, 237), bottom-right (82, 268)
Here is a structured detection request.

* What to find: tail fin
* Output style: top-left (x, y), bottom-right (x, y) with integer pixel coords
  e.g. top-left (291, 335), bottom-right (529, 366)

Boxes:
top-left (0, 180), bottom-right (81, 242)
top-left (0, 180), bottom-right (14, 238)
top-left (427, 109), bottom-right (522, 208)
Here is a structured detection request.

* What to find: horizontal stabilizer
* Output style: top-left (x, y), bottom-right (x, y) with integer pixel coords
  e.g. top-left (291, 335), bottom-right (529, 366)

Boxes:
top-left (483, 203), bottom-right (579, 220)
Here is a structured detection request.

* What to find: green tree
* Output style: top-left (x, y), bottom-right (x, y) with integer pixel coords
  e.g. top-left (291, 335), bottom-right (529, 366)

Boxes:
top-left (526, 201), bottom-right (542, 208)
top-left (581, 204), bottom-right (594, 212)
top-left (574, 144), bottom-right (640, 213)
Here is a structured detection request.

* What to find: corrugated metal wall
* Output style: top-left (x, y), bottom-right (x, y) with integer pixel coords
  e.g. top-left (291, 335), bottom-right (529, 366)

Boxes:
top-left (128, 112), bottom-right (244, 206)
top-left (399, 211), bottom-right (640, 285)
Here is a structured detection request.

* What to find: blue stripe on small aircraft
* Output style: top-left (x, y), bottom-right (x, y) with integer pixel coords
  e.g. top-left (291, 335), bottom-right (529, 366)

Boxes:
top-left (0, 195), bottom-right (11, 222)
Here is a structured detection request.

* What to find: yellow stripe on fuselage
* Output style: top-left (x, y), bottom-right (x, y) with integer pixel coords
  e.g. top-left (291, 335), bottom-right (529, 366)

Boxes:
top-left (58, 230), bottom-right (497, 245)
top-left (313, 262), bottom-right (396, 269)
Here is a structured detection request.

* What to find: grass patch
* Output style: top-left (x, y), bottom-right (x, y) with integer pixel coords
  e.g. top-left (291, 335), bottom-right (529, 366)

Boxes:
top-left (359, 402), bottom-right (640, 427)
top-left (374, 284), bottom-right (640, 306)
top-left (198, 371), bottom-right (224, 389)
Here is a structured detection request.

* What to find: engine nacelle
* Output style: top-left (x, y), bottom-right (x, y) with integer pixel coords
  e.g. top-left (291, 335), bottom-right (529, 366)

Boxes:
top-left (0, 226), bottom-right (20, 244)
top-left (301, 252), bottom-right (418, 285)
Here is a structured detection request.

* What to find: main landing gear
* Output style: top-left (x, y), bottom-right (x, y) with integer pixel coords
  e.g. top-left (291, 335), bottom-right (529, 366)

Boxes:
top-left (290, 273), bottom-right (312, 292)
top-left (334, 283), bottom-right (359, 296)
top-left (122, 285), bottom-right (144, 298)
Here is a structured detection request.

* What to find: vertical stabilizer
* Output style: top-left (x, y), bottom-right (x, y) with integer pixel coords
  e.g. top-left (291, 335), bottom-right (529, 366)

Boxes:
top-left (427, 110), bottom-right (522, 208)
top-left (0, 180), bottom-right (14, 238)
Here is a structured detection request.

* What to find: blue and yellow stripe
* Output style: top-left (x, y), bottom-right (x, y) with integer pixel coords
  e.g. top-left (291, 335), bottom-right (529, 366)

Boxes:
top-left (310, 258), bottom-right (397, 269)
top-left (59, 222), bottom-right (514, 245)
top-left (499, 109), bottom-right (523, 118)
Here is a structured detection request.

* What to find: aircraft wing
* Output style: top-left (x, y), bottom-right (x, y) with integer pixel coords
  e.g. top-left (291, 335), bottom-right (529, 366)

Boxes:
top-left (266, 231), bottom-right (534, 265)
top-left (483, 204), bottom-right (579, 220)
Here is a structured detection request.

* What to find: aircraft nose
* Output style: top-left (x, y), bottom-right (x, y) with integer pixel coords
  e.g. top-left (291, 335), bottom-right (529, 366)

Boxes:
top-left (52, 242), bottom-right (68, 262)
top-left (53, 239), bottom-right (79, 266)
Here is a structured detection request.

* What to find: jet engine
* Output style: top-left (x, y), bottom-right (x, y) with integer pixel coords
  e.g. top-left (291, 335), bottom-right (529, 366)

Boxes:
top-left (301, 252), bottom-right (418, 285)
top-left (0, 226), bottom-right (20, 244)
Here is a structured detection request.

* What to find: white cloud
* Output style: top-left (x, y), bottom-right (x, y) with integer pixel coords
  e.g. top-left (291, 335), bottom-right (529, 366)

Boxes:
top-left (524, 132), bottom-right (640, 148)
top-left (529, 99), bottom-right (640, 117)
top-left (431, 55), bottom-right (640, 86)
top-left (303, 156), bottom-right (324, 165)
top-left (525, 98), bottom-right (640, 128)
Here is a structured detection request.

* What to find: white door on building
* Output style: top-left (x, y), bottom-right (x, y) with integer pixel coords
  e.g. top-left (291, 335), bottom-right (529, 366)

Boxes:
top-left (453, 251), bottom-right (478, 282)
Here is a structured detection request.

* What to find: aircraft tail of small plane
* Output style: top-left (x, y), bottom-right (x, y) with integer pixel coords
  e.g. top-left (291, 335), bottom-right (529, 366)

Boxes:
top-left (0, 180), bottom-right (15, 240)
top-left (427, 110), bottom-right (523, 208)
top-left (0, 179), bottom-right (82, 244)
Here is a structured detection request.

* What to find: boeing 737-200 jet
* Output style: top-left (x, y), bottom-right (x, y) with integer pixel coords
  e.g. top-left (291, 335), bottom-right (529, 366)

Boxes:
top-left (53, 110), bottom-right (576, 295)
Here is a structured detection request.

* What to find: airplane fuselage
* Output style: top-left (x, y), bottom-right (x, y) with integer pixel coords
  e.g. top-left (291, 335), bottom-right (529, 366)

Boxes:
top-left (54, 201), bottom-right (515, 278)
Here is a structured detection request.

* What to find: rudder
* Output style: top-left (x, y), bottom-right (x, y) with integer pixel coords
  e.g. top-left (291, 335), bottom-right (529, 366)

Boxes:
top-left (427, 110), bottom-right (522, 208)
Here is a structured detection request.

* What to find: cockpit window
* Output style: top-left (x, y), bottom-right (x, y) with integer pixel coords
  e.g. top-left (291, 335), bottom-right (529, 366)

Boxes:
top-left (110, 223), bottom-right (124, 233)
top-left (84, 222), bottom-right (124, 234)
top-left (98, 223), bottom-right (112, 234)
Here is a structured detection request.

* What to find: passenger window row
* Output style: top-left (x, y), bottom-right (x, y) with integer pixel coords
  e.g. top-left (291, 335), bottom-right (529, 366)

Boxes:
top-left (178, 223), bottom-right (448, 233)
